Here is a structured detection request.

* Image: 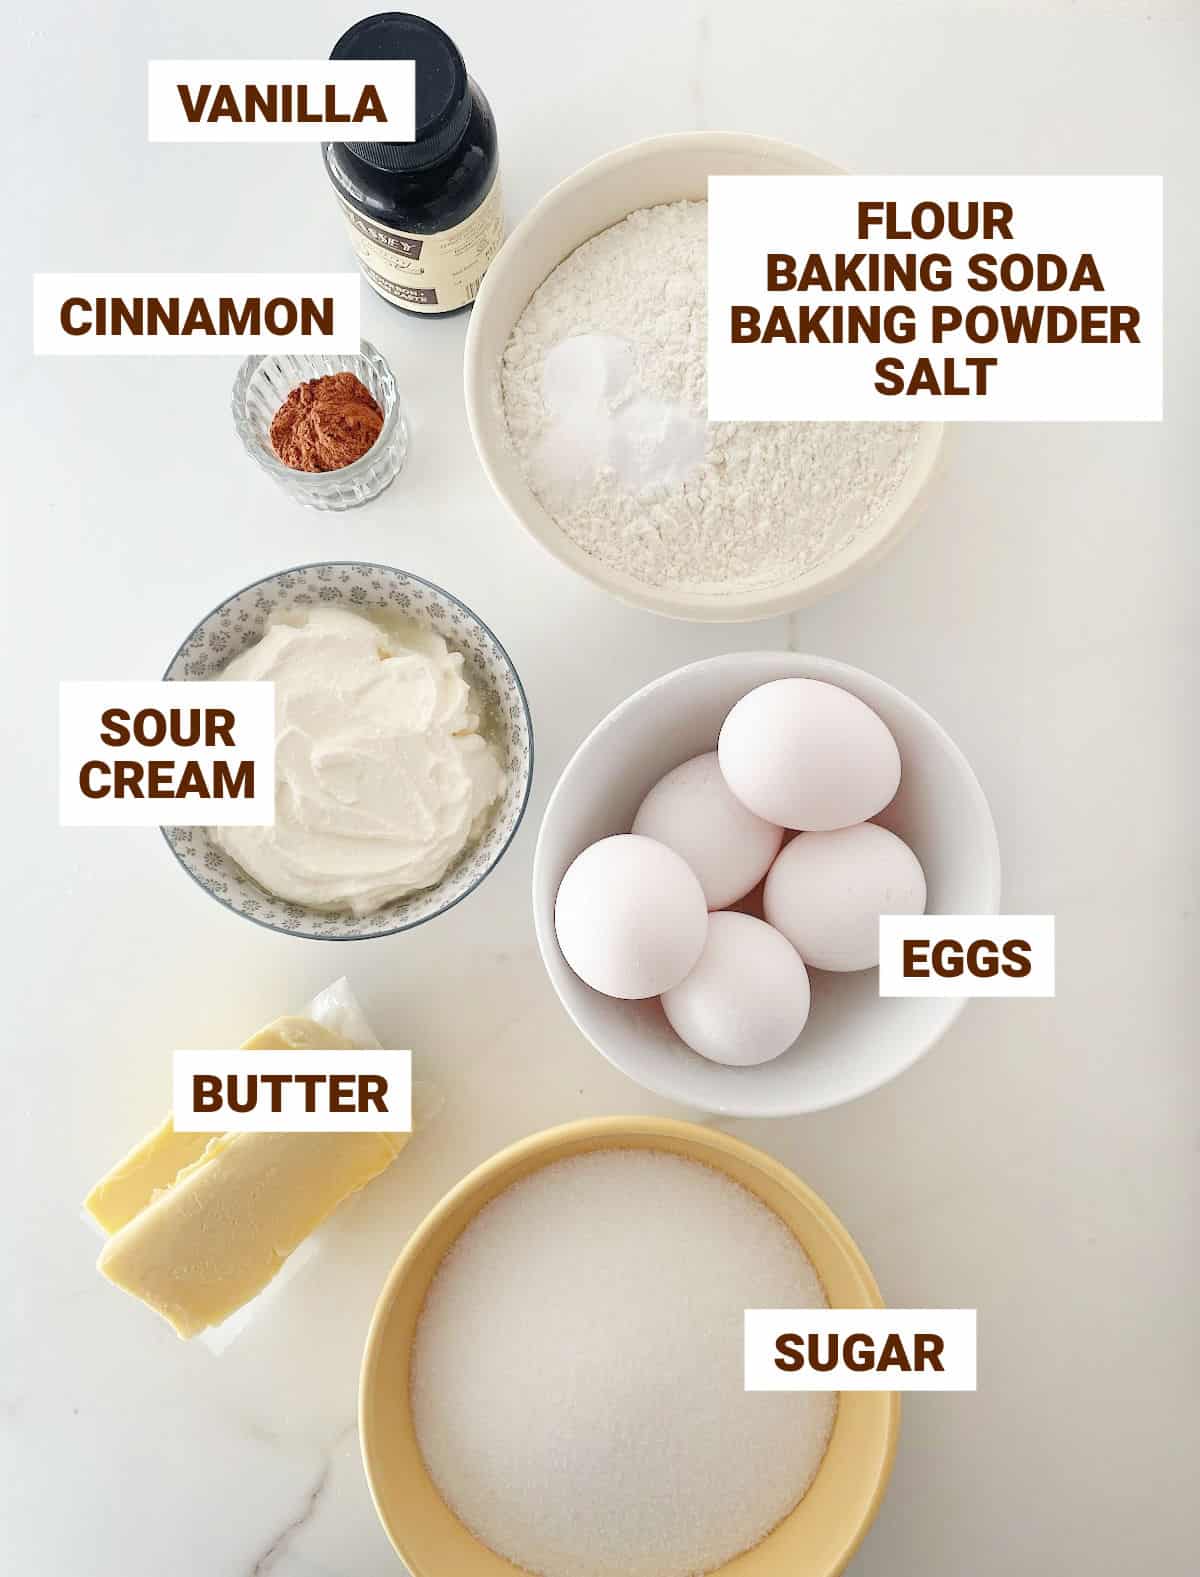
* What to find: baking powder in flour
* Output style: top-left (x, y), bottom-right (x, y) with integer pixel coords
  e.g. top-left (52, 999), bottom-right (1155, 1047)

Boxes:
top-left (501, 200), bottom-right (921, 594)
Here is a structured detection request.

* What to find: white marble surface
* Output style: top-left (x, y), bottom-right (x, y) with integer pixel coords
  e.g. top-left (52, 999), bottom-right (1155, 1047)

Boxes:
top-left (3, 1), bottom-right (1196, 1573)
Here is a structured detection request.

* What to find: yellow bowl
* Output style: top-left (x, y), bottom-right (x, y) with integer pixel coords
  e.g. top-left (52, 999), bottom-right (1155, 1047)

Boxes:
top-left (360, 1117), bottom-right (899, 1577)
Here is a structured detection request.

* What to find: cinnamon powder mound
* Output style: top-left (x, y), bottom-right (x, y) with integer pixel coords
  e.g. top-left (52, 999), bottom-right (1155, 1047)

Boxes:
top-left (270, 371), bottom-right (384, 473)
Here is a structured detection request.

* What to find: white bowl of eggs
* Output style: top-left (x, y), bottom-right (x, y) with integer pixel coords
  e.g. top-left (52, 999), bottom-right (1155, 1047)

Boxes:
top-left (533, 653), bottom-right (1000, 1117)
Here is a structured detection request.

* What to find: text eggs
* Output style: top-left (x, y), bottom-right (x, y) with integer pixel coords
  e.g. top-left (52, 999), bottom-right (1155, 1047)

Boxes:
top-left (718, 678), bottom-right (901, 831)
top-left (554, 834), bottom-right (707, 999)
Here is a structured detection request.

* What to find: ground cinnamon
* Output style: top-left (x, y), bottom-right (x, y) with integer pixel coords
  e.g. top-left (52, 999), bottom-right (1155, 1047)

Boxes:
top-left (270, 371), bottom-right (384, 472)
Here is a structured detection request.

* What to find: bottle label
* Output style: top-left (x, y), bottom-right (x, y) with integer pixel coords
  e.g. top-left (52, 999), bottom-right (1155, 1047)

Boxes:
top-left (337, 175), bottom-right (504, 312)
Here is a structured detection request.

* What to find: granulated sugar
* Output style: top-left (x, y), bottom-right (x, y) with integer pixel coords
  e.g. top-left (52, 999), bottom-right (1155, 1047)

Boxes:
top-left (500, 200), bottom-right (921, 595)
top-left (410, 1149), bottom-right (836, 1577)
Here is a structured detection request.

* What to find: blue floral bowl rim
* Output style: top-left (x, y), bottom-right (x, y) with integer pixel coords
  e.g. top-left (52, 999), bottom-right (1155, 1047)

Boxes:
top-left (158, 559), bottom-right (536, 943)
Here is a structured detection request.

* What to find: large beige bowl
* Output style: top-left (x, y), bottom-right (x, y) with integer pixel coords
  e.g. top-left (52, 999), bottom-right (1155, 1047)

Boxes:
top-left (465, 132), bottom-right (944, 622)
top-left (360, 1117), bottom-right (898, 1577)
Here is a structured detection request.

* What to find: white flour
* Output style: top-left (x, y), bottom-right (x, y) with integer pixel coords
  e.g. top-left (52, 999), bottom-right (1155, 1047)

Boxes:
top-left (500, 200), bottom-right (921, 594)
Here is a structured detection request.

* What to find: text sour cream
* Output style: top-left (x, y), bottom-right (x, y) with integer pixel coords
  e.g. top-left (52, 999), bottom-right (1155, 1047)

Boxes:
top-left (213, 608), bottom-right (506, 915)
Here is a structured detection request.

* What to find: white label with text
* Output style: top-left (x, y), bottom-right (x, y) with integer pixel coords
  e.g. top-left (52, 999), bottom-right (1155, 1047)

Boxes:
top-left (33, 273), bottom-right (360, 355)
top-left (708, 175), bottom-right (1162, 421)
top-left (173, 1050), bottom-right (412, 1133)
top-left (148, 60), bottom-right (415, 142)
top-left (59, 681), bottom-right (275, 827)
top-left (745, 1308), bottom-right (977, 1391)
top-left (878, 914), bottom-right (1055, 997)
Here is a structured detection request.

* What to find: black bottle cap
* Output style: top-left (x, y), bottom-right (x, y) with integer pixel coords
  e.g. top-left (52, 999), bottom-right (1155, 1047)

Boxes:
top-left (331, 12), bottom-right (471, 173)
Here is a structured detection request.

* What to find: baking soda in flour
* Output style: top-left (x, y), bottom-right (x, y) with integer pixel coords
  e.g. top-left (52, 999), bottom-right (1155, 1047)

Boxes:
top-left (501, 200), bottom-right (920, 594)
top-left (410, 1149), bottom-right (836, 1577)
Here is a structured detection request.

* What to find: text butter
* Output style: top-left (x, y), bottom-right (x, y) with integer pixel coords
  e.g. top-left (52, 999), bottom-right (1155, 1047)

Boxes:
top-left (59, 681), bottom-right (275, 826)
top-left (173, 1049), bottom-right (413, 1133)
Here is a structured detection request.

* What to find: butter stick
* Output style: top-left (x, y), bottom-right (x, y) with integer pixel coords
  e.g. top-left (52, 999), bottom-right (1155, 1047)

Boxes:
top-left (84, 1016), bottom-right (355, 1234)
top-left (98, 1126), bottom-right (405, 1339)
top-left (90, 1014), bottom-right (406, 1339)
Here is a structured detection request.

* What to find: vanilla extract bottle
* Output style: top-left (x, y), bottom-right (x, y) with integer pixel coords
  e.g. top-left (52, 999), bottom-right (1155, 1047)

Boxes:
top-left (323, 12), bottom-right (503, 316)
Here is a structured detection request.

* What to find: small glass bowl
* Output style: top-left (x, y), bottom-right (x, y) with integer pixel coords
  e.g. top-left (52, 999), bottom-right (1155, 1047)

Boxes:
top-left (231, 340), bottom-right (408, 511)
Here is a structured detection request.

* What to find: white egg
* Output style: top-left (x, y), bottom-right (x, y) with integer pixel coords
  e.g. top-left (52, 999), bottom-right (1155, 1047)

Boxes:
top-left (554, 834), bottom-right (708, 1000)
top-left (718, 678), bottom-right (901, 831)
top-left (763, 823), bottom-right (927, 972)
top-left (661, 912), bottom-right (811, 1067)
top-left (632, 752), bottom-right (783, 911)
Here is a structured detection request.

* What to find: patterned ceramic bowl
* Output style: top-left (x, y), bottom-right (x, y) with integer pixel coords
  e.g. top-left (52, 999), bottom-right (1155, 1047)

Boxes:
top-left (162, 563), bottom-right (533, 941)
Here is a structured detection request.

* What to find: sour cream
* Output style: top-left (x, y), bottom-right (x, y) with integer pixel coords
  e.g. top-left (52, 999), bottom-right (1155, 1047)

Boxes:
top-left (213, 608), bottom-right (505, 915)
